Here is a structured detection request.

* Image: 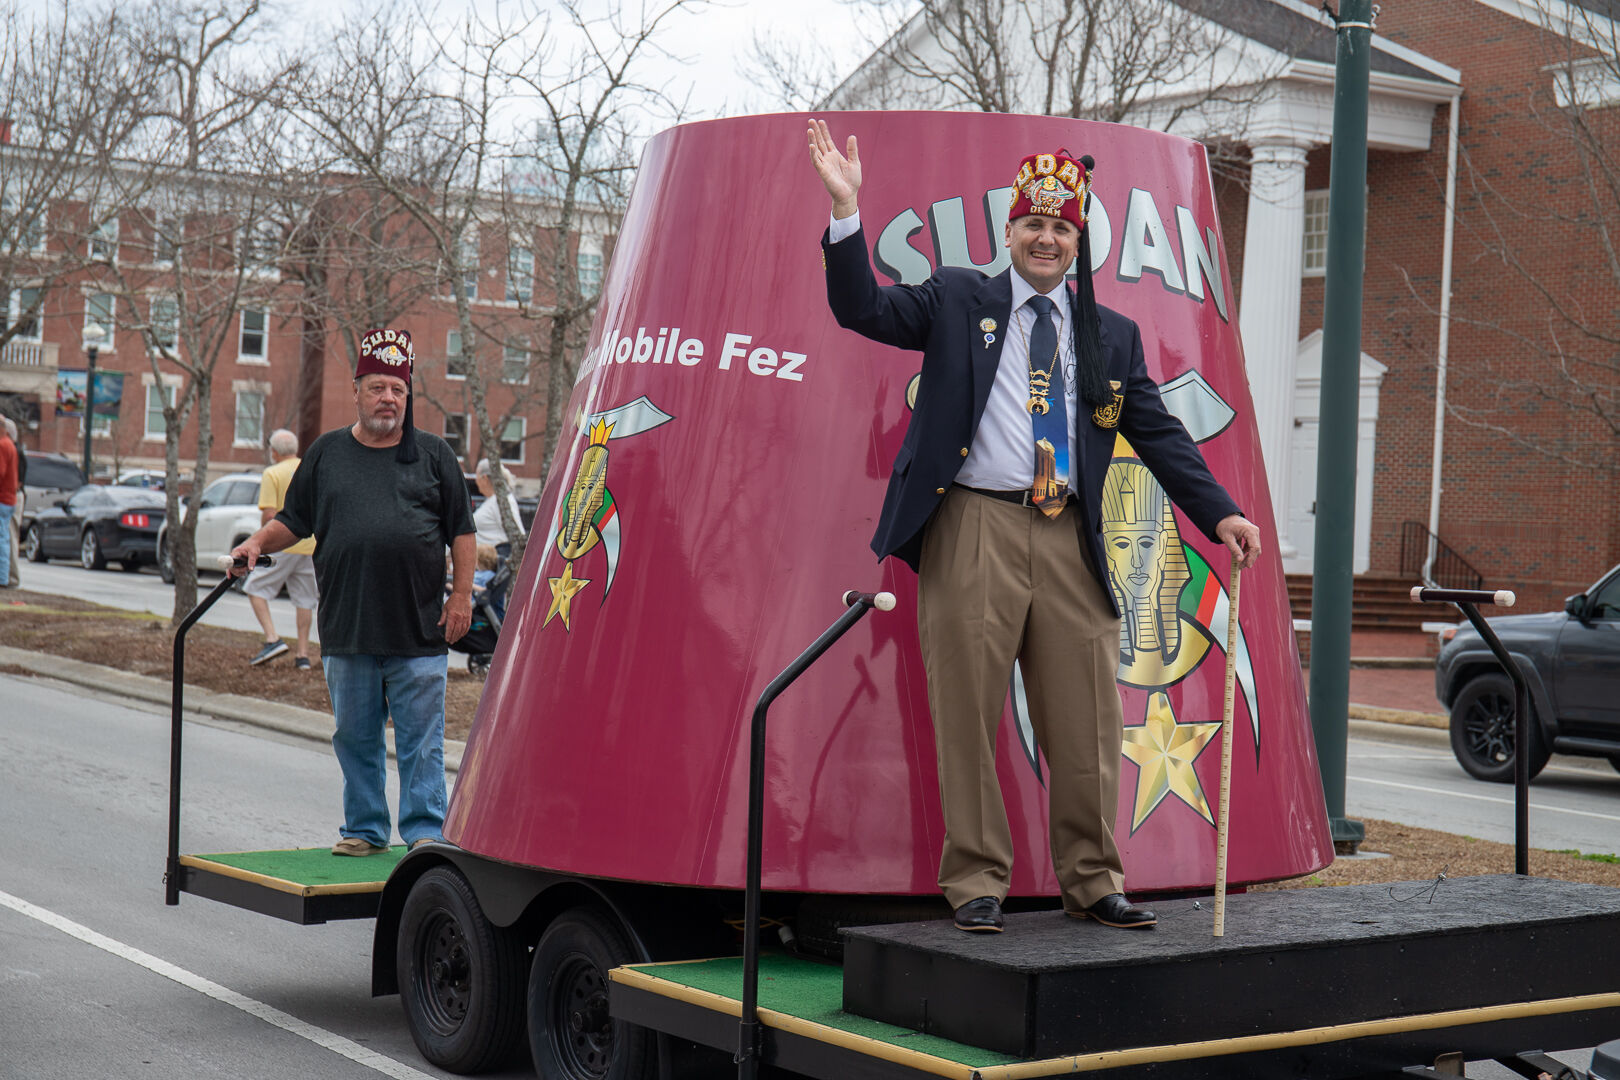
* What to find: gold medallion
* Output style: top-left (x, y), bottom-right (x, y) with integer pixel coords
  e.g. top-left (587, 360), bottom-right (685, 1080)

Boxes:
top-left (979, 317), bottom-right (997, 333)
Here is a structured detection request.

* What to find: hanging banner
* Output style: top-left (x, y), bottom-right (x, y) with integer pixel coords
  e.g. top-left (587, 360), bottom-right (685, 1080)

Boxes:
top-left (55, 369), bottom-right (125, 418)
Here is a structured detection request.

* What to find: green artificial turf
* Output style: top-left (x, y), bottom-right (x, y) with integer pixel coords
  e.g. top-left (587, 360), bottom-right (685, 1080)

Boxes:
top-left (189, 846), bottom-right (406, 888)
top-left (627, 954), bottom-right (1022, 1069)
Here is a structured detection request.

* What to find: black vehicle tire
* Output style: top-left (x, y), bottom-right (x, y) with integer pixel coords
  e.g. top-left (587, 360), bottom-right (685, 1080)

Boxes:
top-left (528, 907), bottom-right (652, 1080)
top-left (24, 524), bottom-right (46, 563)
top-left (397, 866), bottom-right (527, 1074)
top-left (1449, 671), bottom-right (1551, 783)
top-left (158, 537), bottom-right (175, 584)
top-left (80, 529), bottom-right (106, 570)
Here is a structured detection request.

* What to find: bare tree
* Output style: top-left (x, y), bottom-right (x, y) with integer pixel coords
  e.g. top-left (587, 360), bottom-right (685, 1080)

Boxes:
top-left (1403, 3), bottom-right (1620, 472)
top-left (0, 1), bottom-right (161, 365)
top-left (94, 0), bottom-right (305, 620)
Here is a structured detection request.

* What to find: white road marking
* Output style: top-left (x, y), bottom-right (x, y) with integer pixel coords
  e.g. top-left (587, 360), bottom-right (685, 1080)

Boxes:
top-left (1349, 775), bottom-right (1620, 825)
top-left (0, 888), bottom-right (436, 1080)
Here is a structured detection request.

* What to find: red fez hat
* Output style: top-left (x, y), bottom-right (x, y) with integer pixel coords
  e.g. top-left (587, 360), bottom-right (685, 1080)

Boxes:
top-left (355, 327), bottom-right (420, 463)
top-left (1008, 149), bottom-right (1091, 229)
top-left (356, 327), bottom-right (414, 380)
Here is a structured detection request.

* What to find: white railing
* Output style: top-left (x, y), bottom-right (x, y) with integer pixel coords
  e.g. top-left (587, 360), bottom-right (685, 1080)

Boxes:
top-left (0, 339), bottom-right (59, 368)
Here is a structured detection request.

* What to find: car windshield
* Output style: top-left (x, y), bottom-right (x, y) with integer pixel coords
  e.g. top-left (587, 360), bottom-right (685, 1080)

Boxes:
top-left (27, 457), bottom-right (86, 489)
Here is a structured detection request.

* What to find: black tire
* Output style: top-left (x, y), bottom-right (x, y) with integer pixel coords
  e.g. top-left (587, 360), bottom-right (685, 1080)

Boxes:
top-left (80, 529), bottom-right (106, 570)
top-left (1449, 671), bottom-right (1551, 783)
top-left (397, 866), bottom-right (527, 1074)
top-left (528, 908), bottom-right (652, 1080)
top-left (158, 536), bottom-right (175, 584)
top-left (24, 524), bottom-right (46, 563)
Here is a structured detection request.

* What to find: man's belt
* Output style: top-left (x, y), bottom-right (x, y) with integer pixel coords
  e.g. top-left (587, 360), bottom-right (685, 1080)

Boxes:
top-left (955, 484), bottom-right (1076, 508)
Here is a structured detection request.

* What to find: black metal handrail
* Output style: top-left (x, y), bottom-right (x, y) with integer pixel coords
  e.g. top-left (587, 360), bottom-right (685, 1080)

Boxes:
top-left (1399, 520), bottom-right (1484, 592)
top-left (737, 589), bottom-right (895, 1080)
top-left (166, 555), bottom-right (270, 905)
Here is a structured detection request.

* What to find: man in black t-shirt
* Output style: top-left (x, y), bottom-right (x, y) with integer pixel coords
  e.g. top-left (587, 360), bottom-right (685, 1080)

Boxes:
top-left (231, 328), bottom-right (475, 855)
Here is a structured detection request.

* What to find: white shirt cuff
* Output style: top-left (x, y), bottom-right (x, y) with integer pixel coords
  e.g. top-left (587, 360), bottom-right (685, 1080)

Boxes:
top-left (827, 210), bottom-right (861, 244)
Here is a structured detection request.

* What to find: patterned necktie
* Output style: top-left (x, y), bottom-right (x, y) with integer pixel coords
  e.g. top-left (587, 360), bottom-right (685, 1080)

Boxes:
top-left (1025, 295), bottom-right (1069, 519)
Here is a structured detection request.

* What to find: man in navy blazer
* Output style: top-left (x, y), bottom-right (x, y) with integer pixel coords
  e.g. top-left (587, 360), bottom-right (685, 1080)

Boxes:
top-left (808, 120), bottom-right (1260, 934)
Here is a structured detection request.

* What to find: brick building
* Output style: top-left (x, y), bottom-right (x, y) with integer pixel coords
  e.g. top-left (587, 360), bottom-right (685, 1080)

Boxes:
top-left (832, 0), bottom-right (1619, 610)
top-left (0, 179), bottom-right (606, 497)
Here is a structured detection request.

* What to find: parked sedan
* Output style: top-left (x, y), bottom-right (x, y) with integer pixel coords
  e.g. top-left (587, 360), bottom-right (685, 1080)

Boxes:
top-left (155, 472), bottom-right (263, 584)
top-left (1435, 562), bottom-right (1620, 781)
top-left (24, 485), bottom-right (166, 571)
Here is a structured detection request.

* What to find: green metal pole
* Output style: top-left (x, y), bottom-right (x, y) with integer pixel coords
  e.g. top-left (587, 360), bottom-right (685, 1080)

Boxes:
top-left (1309, 0), bottom-right (1374, 854)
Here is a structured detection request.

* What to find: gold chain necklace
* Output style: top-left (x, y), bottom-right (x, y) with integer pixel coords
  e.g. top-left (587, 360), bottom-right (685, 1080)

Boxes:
top-left (1020, 299), bottom-right (1063, 416)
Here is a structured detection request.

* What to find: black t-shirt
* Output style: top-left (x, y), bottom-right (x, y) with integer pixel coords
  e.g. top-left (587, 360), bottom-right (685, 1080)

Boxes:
top-left (277, 427), bottom-right (475, 656)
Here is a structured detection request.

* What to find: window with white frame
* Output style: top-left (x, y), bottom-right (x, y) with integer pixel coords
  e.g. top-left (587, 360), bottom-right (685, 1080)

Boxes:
top-left (85, 292), bottom-right (116, 343)
top-left (1301, 190), bottom-right (1330, 277)
top-left (459, 231), bottom-right (479, 300)
top-left (3, 193), bottom-right (45, 253)
top-left (8, 287), bottom-right (42, 341)
top-left (576, 250), bottom-right (603, 293)
top-left (443, 413), bottom-right (470, 459)
top-left (144, 383), bottom-right (175, 439)
top-left (150, 296), bottom-right (179, 351)
top-left (83, 412), bottom-right (113, 439)
top-left (239, 308), bottom-right (266, 361)
top-left (240, 219), bottom-right (281, 274)
top-left (506, 245), bottom-right (533, 303)
top-left (503, 338), bottom-right (529, 383)
top-left (447, 329), bottom-right (471, 379)
top-left (152, 212), bottom-right (179, 265)
top-left (499, 417), bottom-right (525, 463)
top-left (234, 389), bottom-right (265, 447)
top-left (89, 211), bottom-right (118, 262)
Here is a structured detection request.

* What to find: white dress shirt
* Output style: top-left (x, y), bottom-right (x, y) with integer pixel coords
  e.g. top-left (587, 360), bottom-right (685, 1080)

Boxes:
top-left (829, 210), bottom-right (1077, 492)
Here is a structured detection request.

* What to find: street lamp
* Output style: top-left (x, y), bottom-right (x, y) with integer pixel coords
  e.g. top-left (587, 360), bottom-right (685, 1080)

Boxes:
top-left (82, 323), bottom-right (106, 481)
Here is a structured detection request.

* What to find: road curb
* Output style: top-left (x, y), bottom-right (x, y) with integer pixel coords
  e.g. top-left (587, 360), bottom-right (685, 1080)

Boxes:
top-left (0, 644), bottom-right (467, 773)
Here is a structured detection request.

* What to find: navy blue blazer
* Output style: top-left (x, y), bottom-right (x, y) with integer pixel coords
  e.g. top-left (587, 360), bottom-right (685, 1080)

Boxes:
top-left (823, 225), bottom-right (1241, 608)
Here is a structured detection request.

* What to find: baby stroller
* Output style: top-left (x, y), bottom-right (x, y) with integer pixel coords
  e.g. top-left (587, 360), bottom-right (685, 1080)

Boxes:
top-left (450, 549), bottom-right (513, 676)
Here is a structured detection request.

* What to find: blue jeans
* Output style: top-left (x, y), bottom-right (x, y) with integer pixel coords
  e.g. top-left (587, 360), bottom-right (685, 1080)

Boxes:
top-left (322, 653), bottom-right (448, 847)
top-left (0, 502), bottom-right (12, 587)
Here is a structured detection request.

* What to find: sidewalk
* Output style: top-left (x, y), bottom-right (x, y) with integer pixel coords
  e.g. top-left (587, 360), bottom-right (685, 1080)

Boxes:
top-left (0, 644), bottom-right (467, 773)
top-left (1341, 628), bottom-right (1447, 729)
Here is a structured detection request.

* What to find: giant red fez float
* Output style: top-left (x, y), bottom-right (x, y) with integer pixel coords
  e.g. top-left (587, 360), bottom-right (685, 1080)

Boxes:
top-left (446, 112), bottom-right (1333, 895)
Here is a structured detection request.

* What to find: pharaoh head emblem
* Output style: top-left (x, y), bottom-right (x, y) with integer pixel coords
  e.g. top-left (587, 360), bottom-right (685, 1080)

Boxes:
top-left (1101, 462), bottom-right (1191, 661)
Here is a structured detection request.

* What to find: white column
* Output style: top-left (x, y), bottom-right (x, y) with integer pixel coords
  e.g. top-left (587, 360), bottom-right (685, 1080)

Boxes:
top-left (1238, 139), bottom-right (1309, 555)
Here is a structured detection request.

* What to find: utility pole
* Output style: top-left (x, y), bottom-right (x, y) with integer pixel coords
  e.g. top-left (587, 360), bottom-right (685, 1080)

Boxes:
top-left (1309, 0), bottom-right (1374, 854)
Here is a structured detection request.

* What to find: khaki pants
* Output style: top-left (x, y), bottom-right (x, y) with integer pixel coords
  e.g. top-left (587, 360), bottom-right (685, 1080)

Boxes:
top-left (917, 486), bottom-right (1125, 911)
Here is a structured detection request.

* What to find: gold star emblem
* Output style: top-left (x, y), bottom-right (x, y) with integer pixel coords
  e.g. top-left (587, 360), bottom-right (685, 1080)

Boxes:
top-left (545, 561), bottom-right (591, 629)
top-left (1120, 691), bottom-right (1222, 831)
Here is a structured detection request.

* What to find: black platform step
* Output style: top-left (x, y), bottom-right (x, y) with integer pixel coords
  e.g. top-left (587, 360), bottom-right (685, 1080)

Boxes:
top-left (841, 875), bottom-right (1620, 1060)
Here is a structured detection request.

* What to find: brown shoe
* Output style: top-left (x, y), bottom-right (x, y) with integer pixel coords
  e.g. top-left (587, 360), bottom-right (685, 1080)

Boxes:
top-left (331, 837), bottom-right (390, 856)
top-left (408, 837), bottom-right (440, 850)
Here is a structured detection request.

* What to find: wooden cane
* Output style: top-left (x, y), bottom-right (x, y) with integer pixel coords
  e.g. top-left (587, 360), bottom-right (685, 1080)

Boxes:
top-left (1213, 553), bottom-right (1242, 938)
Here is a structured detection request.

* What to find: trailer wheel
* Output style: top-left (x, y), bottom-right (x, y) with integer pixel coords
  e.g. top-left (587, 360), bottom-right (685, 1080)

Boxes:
top-left (528, 908), bottom-right (651, 1080)
top-left (397, 866), bottom-right (526, 1073)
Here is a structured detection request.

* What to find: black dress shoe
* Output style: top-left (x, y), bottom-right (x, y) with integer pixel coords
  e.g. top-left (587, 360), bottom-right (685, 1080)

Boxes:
top-left (1071, 893), bottom-right (1156, 928)
top-left (953, 896), bottom-right (1004, 933)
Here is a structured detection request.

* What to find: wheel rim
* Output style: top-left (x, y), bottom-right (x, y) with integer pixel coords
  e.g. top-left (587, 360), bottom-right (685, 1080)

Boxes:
top-left (1462, 687), bottom-right (1515, 765)
top-left (412, 909), bottom-right (473, 1037)
top-left (24, 528), bottom-right (39, 560)
top-left (81, 532), bottom-right (97, 567)
top-left (550, 952), bottom-right (615, 1077)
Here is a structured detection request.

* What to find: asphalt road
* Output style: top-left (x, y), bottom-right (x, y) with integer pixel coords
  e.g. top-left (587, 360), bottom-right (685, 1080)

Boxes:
top-left (11, 557), bottom-right (317, 642)
top-left (1346, 726), bottom-right (1620, 857)
top-left (0, 673), bottom-right (524, 1080)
